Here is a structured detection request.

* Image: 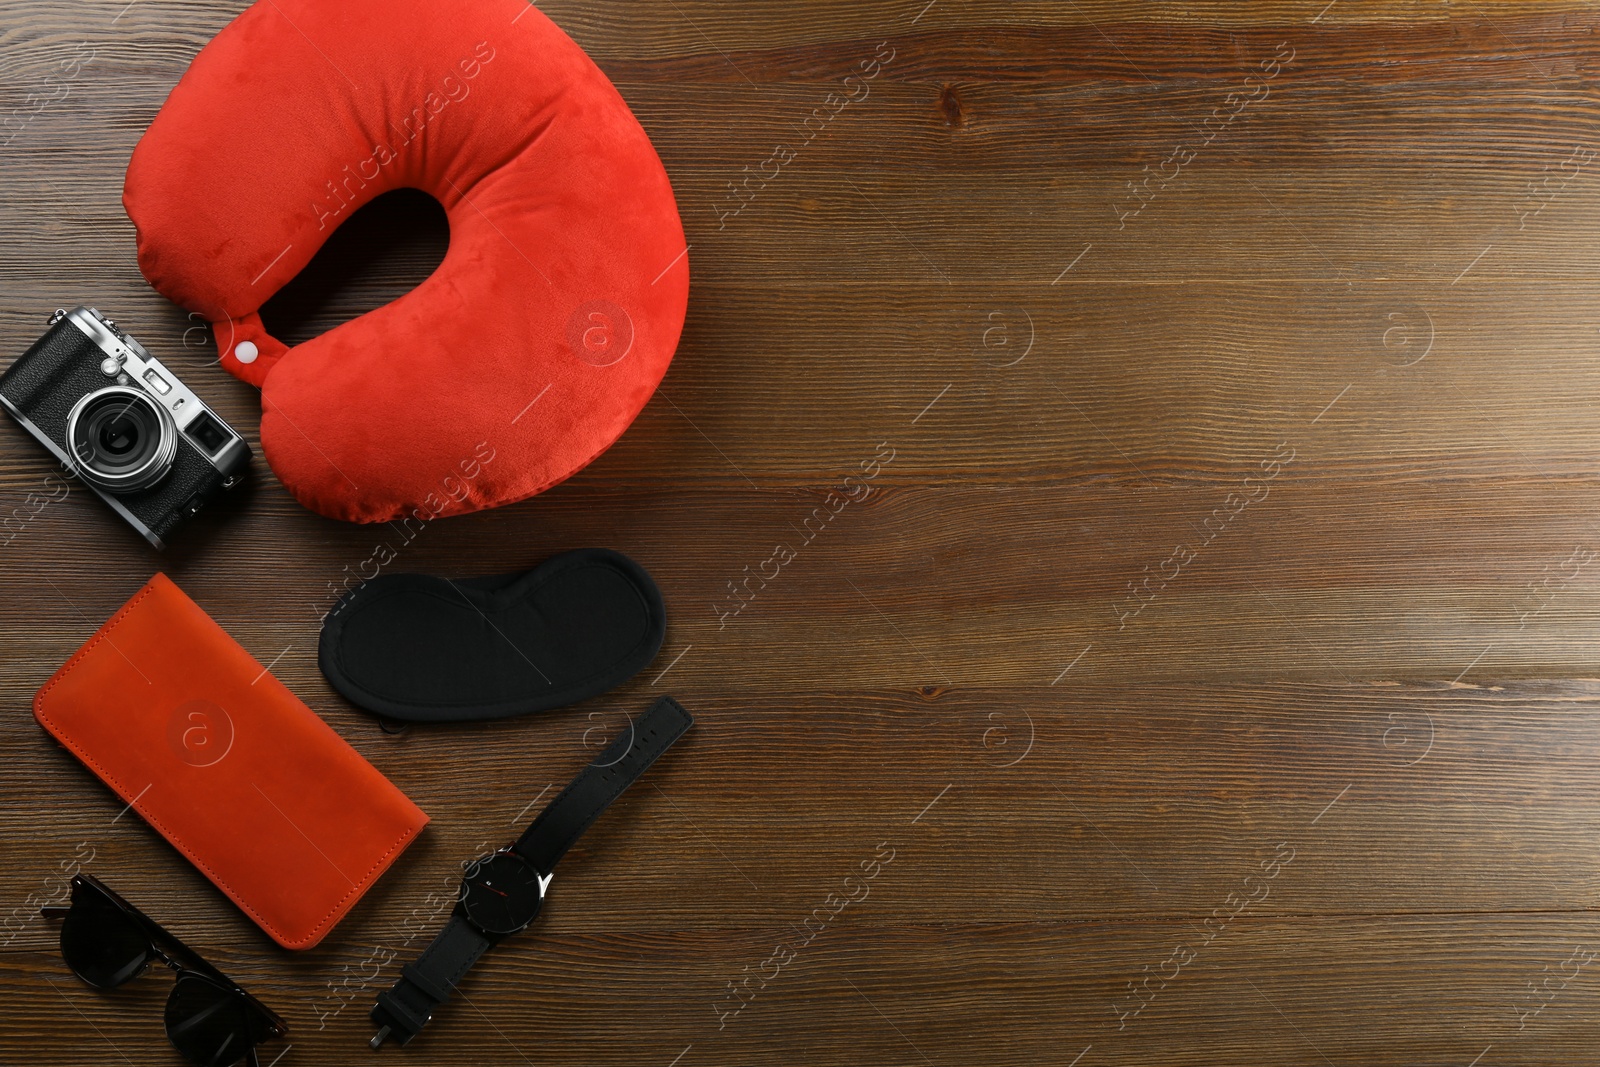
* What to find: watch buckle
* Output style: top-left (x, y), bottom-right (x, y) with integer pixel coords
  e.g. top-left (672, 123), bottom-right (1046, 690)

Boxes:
top-left (370, 990), bottom-right (431, 1049)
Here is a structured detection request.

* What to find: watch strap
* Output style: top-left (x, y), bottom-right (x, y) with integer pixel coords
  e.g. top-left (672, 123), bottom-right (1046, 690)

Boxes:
top-left (370, 913), bottom-right (490, 1048)
top-left (514, 695), bottom-right (693, 875)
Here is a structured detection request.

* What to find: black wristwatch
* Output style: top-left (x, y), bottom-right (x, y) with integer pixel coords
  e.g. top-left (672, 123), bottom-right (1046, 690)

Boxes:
top-left (369, 695), bottom-right (694, 1049)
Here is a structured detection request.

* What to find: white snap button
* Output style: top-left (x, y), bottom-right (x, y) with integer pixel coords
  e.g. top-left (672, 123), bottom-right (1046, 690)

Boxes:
top-left (235, 341), bottom-right (259, 364)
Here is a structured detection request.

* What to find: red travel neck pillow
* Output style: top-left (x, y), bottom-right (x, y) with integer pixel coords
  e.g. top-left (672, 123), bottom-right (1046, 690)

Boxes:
top-left (124, 0), bottom-right (688, 524)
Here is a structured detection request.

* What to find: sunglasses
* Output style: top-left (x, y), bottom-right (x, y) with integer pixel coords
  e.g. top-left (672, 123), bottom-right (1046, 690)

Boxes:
top-left (43, 874), bottom-right (287, 1067)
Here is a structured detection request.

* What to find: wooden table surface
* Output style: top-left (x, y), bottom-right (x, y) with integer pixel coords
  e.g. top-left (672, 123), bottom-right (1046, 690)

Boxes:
top-left (5, 1), bottom-right (1600, 1064)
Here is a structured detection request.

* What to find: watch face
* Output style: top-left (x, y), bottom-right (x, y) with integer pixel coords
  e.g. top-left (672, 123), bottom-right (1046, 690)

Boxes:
top-left (459, 852), bottom-right (545, 936)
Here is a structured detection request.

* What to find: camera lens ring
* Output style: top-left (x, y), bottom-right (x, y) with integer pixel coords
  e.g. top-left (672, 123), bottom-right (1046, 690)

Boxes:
top-left (65, 386), bottom-right (177, 493)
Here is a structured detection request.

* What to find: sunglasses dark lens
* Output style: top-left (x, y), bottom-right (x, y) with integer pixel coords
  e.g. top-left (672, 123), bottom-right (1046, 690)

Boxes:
top-left (60, 895), bottom-right (152, 989)
top-left (165, 973), bottom-right (257, 1067)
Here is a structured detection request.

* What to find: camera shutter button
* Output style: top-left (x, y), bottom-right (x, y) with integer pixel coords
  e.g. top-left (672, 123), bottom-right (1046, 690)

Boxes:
top-left (234, 341), bottom-right (259, 364)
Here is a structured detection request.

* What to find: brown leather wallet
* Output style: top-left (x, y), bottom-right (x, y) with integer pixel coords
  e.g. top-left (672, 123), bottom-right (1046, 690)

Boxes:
top-left (34, 573), bottom-right (427, 949)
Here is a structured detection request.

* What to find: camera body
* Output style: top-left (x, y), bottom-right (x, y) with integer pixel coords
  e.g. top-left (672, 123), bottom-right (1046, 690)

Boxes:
top-left (0, 307), bottom-right (250, 549)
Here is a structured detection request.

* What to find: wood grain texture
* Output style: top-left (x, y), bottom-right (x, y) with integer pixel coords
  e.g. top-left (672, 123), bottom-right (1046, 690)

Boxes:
top-left (5, 1), bottom-right (1600, 1064)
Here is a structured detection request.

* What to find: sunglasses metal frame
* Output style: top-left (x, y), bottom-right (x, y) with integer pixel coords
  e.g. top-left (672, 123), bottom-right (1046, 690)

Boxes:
top-left (42, 873), bottom-right (287, 1067)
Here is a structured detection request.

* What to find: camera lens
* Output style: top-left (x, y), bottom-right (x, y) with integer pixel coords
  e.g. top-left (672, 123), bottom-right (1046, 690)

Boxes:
top-left (100, 415), bottom-right (140, 455)
top-left (66, 387), bottom-right (177, 492)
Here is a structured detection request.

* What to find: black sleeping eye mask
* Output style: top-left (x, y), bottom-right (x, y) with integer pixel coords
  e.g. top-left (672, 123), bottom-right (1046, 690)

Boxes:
top-left (317, 549), bottom-right (666, 723)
